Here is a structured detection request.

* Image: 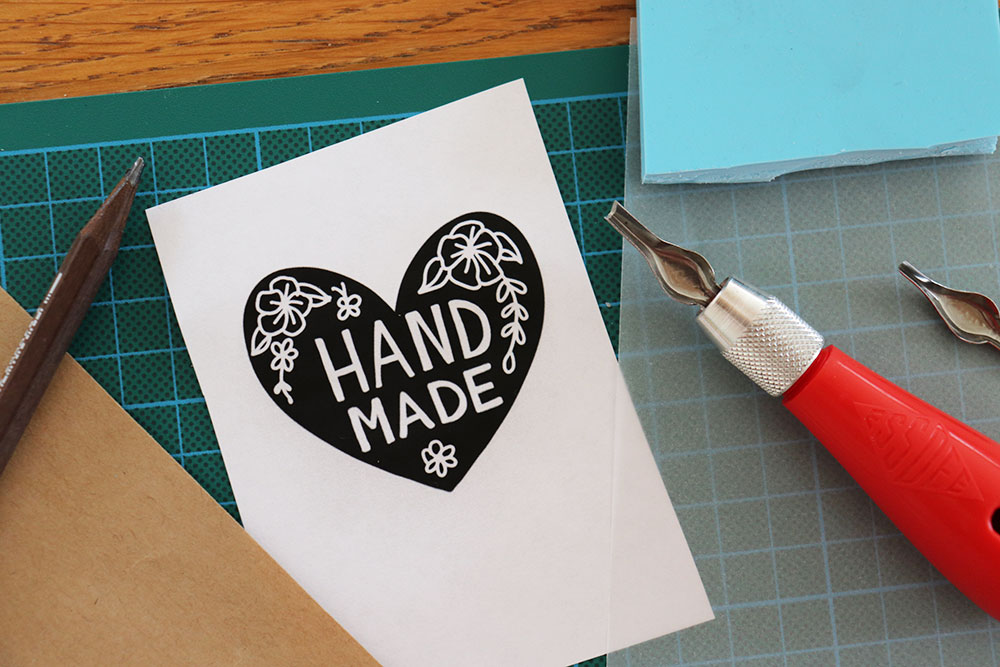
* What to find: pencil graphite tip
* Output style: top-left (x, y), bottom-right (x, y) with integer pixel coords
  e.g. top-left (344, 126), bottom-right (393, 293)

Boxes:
top-left (125, 157), bottom-right (145, 186)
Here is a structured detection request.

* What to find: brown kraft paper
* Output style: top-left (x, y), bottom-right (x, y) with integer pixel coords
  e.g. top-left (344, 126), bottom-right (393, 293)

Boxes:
top-left (0, 288), bottom-right (378, 665)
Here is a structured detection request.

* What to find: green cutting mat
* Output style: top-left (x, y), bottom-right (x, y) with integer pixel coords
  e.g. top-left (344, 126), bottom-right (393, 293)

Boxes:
top-left (0, 49), bottom-right (628, 538)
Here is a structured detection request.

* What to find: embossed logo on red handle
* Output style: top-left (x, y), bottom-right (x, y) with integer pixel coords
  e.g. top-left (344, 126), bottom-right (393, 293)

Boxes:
top-left (855, 403), bottom-right (982, 501)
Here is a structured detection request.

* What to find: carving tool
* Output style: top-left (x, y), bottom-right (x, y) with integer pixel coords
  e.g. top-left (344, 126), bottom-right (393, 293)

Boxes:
top-left (0, 157), bottom-right (144, 478)
top-left (607, 202), bottom-right (1000, 620)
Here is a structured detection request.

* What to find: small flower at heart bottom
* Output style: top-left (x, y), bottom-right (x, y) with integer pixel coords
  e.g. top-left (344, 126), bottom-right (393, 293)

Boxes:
top-left (243, 212), bottom-right (544, 491)
top-left (421, 439), bottom-right (459, 478)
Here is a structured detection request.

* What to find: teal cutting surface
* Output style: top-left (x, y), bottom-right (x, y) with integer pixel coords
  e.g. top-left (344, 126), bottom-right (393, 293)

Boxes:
top-left (0, 49), bottom-right (626, 667)
top-left (0, 49), bottom-right (628, 531)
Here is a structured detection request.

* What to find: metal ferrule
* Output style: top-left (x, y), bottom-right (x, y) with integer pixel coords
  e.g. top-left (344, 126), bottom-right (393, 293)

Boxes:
top-left (696, 279), bottom-right (824, 397)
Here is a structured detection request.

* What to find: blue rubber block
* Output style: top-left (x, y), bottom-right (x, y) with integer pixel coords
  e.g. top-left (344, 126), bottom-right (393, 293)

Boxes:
top-left (637, 0), bottom-right (1000, 183)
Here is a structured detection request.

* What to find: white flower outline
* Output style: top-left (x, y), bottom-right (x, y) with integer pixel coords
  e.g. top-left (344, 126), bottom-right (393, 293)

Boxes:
top-left (268, 337), bottom-right (299, 402)
top-left (421, 439), bottom-right (459, 478)
top-left (331, 281), bottom-right (362, 321)
top-left (417, 218), bottom-right (528, 373)
top-left (250, 274), bottom-right (351, 404)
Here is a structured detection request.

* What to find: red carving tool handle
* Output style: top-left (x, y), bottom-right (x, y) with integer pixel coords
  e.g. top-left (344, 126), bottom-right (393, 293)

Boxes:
top-left (783, 346), bottom-right (1000, 619)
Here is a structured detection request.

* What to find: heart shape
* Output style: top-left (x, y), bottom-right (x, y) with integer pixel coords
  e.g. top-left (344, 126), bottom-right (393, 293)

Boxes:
top-left (242, 213), bottom-right (544, 491)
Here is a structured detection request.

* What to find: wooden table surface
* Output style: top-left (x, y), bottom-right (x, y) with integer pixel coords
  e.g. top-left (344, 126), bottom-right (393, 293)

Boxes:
top-left (0, 1), bottom-right (634, 105)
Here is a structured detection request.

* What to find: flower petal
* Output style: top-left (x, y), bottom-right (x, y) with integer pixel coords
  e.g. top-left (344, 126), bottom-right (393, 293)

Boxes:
top-left (473, 228), bottom-right (501, 261)
top-left (451, 220), bottom-right (484, 241)
top-left (269, 276), bottom-right (299, 297)
top-left (474, 254), bottom-right (502, 287)
top-left (440, 237), bottom-right (467, 268)
top-left (282, 309), bottom-right (308, 337)
top-left (285, 292), bottom-right (310, 316)
top-left (257, 311), bottom-right (283, 336)
top-left (269, 275), bottom-right (293, 289)
top-left (255, 289), bottom-right (284, 316)
top-left (449, 256), bottom-right (481, 290)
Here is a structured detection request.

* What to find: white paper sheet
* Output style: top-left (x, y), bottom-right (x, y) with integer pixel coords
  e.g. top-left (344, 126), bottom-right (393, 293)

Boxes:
top-left (147, 80), bottom-right (711, 666)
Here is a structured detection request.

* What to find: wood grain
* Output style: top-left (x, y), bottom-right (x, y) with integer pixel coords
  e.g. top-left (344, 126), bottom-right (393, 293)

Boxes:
top-left (0, 1), bottom-right (634, 104)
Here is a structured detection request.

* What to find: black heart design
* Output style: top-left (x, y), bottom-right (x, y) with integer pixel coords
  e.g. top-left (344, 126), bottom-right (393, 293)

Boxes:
top-left (243, 212), bottom-right (544, 491)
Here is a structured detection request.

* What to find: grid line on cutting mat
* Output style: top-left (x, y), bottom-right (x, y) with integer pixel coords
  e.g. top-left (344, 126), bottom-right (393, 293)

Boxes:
top-left (0, 93), bottom-right (628, 532)
top-left (615, 48), bottom-right (1000, 665)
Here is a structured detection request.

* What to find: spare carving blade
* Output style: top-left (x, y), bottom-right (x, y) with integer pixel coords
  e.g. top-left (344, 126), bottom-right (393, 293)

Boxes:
top-left (898, 261), bottom-right (1000, 351)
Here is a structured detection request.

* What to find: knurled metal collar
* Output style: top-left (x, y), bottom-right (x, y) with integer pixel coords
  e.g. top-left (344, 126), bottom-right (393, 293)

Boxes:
top-left (696, 279), bottom-right (824, 396)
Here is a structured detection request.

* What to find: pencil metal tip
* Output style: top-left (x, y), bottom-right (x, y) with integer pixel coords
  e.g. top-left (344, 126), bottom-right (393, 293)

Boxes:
top-left (125, 157), bottom-right (145, 186)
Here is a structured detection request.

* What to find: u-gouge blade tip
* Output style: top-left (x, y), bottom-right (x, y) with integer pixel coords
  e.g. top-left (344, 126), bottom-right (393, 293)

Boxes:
top-left (604, 202), bottom-right (721, 307)
top-left (604, 202), bottom-right (665, 260)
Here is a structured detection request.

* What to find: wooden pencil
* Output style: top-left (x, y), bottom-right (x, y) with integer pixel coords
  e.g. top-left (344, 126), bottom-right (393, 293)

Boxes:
top-left (0, 157), bottom-right (144, 477)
